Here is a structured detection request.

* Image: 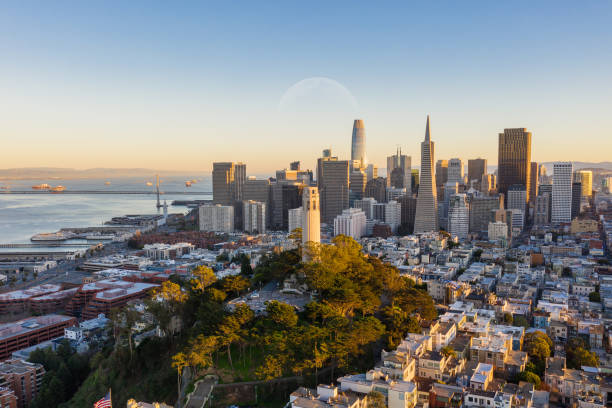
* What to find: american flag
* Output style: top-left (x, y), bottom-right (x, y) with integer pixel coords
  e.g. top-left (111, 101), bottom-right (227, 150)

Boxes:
top-left (94, 391), bottom-right (112, 408)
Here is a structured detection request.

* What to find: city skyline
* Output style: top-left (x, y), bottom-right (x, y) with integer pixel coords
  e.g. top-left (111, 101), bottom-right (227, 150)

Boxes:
top-left (2, 2), bottom-right (612, 172)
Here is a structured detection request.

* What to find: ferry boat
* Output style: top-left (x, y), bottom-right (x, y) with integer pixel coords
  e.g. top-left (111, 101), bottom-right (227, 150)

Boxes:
top-left (32, 184), bottom-right (51, 190)
top-left (50, 185), bottom-right (66, 192)
top-left (31, 231), bottom-right (76, 241)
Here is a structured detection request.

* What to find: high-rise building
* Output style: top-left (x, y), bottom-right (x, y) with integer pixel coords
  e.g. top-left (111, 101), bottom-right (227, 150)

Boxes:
top-left (574, 170), bottom-right (593, 198)
top-left (439, 181), bottom-right (458, 230)
top-left (481, 173), bottom-right (496, 194)
top-left (276, 163), bottom-right (313, 184)
top-left (539, 184), bottom-right (552, 196)
top-left (488, 221), bottom-right (508, 242)
top-left (364, 177), bottom-right (387, 203)
top-left (447, 158), bottom-right (464, 185)
top-left (534, 193), bottom-right (550, 225)
top-left (351, 119), bottom-right (367, 169)
top-left (319, 160), bottom-right (350, 224)
top-left (290, 161), bottom-right (300, 171)
top-left (288, 207), bottom-right (303, 234)
top-left (243, 200), bottom-right (266, 234)
top-left (552, 162), bottom-right (573, 224)
top-left (529, 162), bottom-right (539, 205)
top-left (469, 195), bottom-right (503, 234)
top-left (349, 168), bottom-right (367, 202)
top-left (373, 203), bottom-right (386, 222)
top-left (334, 208), bottom-right (366, 239)
top-left (411, 170), bottom-right (419, 194)
top-left (386, 187), bottom-right (406, 203)
top-left (387, 149), bottom-right (411, 190)
top-left (234, 163), bottom-right (247, 201)
top-left (384, 200), bottom-right (401, 233)
top-left (0, 387), bottom-right (16, 408)
top-left (468, 159), bottom-right (487, 186)
top-left (414, 116), bottom-right (439, 233)
top-left (571, 182), bottom-right (582, 219)
top-left (435, 160), bottom-right (448, 188)
top-left (365, 164), bottom-right (378, 181)
top-left (497, 128), bottom-right (532, 203)
top-left (212, 162), bottom-right (235, 205)
top-left (0, 359), bottom-right (45, 408)
top-left (317, 150), bottom-right (336, 188)
top-left (199, 205), bottom-right (234, 233)
top-left (269, 181), bottom-right (302, 230)
top-left (302, 187), bottom-right (321, 250)
top-left (509, 209), bottom-right (525, 234)
top-left (507, 185), bottom-right (527, 224)
top-left (398, 195), bottom-right (417, 234)
top-left (243, 178), bottom-right (270, 204)
top-left (448, 194), bottom-right (469, 240)
top-left (353, 197), bottom-right (377, 219)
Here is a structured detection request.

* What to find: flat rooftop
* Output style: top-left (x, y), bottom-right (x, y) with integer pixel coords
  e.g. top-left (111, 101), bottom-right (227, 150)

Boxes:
top-left (0, 314), bottom-right (74, 341)
top-left (0, 284), bottom-right (62, 301)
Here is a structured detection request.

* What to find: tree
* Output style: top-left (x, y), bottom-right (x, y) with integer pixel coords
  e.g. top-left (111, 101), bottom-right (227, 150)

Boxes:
top-left (566, 338), bottom-right (599, 369)
top-left (220, 275), bottom-right (250, 297)
top-left (441, 346), bottom-right (457, 359)
top-left (255, 355), bottom-right (284, 380)
top-left (513, 315), bottom-right (529, 328)
top-left (240, 256), bottom-right (253, 276)
top-left (190, 266), bottom-right (216, 292)
top-left (588, 291), bottom-right (601, 302)
top-left (523, 332), bottom-right (552, 362)
top-left (216, 252), bottom-right (229, 262)
top-left (367, 391), bottom-right (386, 408)
top-left (265, 301), bottom-right (298, 328)
top-left (171, 352), bottom-right (188, 402)
top-left (516, 371), bottom-right (541, 388)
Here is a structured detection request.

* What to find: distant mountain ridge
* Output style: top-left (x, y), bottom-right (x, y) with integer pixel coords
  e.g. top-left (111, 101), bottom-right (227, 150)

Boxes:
top-left (0, 167), bottom-right (203, 180)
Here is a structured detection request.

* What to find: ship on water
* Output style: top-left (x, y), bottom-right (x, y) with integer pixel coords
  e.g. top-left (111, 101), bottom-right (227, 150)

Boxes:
top-left (185, 181), bottom-right (192, 187)
top-left (32, 183), bottom-right (51, 190)
top-left (31, 231), bottom-right (76, 241)
top-left (105, 181), bottom-right (111, 185)
top-left (50, 185), bottom-right (65, 192)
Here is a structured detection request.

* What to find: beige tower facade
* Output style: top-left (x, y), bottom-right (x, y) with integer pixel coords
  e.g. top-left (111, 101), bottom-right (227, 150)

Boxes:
top-left (302, 187), bottom-right (321, 259)
top-left (414, 115), bottom-right (439, 233)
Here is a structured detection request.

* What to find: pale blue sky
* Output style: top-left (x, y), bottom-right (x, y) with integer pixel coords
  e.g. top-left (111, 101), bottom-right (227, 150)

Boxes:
top-left (1, 1), bottom-right (611, 173)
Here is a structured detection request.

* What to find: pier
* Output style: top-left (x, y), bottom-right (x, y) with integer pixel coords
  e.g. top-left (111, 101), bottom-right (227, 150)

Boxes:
top-left (0, 190), bottom-right (212, 195)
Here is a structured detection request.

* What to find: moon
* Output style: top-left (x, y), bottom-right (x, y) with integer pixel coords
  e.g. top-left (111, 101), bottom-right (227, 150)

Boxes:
top-left (278, 77), bottom-right (359, 114)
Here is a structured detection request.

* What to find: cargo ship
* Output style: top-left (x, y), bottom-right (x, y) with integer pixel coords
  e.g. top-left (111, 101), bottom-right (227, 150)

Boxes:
top-left (50, 185), bottom-right (66, 192)
top-left (32, 184), bottom-right (51, 190)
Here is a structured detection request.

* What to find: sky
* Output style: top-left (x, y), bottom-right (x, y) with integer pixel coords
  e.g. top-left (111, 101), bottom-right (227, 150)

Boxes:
top-left (1, 1), bottom-right (611, 175)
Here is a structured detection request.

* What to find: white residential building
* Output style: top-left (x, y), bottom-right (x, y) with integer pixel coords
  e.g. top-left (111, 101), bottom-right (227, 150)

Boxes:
top-left (199, 204), bottom-right (234, 233)
top-left (448, 194), bottom-right (469, 240)
top-left (243, 200), bottom-right (266, 233)
top-left (552, 162), bottom-right (573, 224)
top-left (385, 200), bottom-right (402, 233)
top-left (334, 208), bottom-right (367, 239)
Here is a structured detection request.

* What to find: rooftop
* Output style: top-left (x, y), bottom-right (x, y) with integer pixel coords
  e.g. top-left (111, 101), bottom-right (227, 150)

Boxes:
top-left (0, 314), bottom-right (74, 341)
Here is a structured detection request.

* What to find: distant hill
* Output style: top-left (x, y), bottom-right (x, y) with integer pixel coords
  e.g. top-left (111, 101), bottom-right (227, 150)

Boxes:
top-left (0, 167), bottom-right (202, 180)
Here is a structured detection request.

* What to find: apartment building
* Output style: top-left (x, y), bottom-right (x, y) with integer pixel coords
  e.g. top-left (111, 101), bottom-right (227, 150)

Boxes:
top-left (0, 359), bottom-right (44, 408)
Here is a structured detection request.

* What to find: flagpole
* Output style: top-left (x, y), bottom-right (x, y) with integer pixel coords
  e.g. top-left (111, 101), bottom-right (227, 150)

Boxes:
top-left (109, 388), bottom-right (112, 408)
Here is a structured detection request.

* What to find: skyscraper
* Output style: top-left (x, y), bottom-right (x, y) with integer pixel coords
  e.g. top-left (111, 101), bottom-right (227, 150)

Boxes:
top-left (212, 162), bottom-right (235, 205)
top-left (507, 185), bottom-right (527, 226)
top-left (498, 128), bottom-right (532, 203)
top-left (243, 200), bottom-right (266, 234)
top-left (435, 160), bottom-right (448, 188)
top-left (414, 115), bottom-right (439, 233)
top-left (319, 159), bottom-right (350, 224)
top-left (269, 181), bottom-right (302, 230)
top-left (469, 195), bottom-right (503, 234)
top-left (349, 168), bottom-right (367, 202)
top-left (571, 182), bottom-right (582, 219)
top-left (234, 163), bottom-right (247, 201)
top-left (302, 187), bottom-right (321, 256)
top-left (351, 119), bottom-right (367, 169)
top-left (386, 148), bottom-right (411, 190)
top-left (529, 162), bottom-right (539, 205)
top-left (365, 177), bottom-right (387, 203)
top-left (552, 162), bottom-right (573, 224)
top-left (448, 194), bottom-right (469, 240)
top-left (468, 159), bottom-right (487, 186)
top-left (447, 158), bottom-right (464, 185)
top-left (574, 170), bottom-right (593, 198)
top-left (334, 208), bottom-right (367, 239)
